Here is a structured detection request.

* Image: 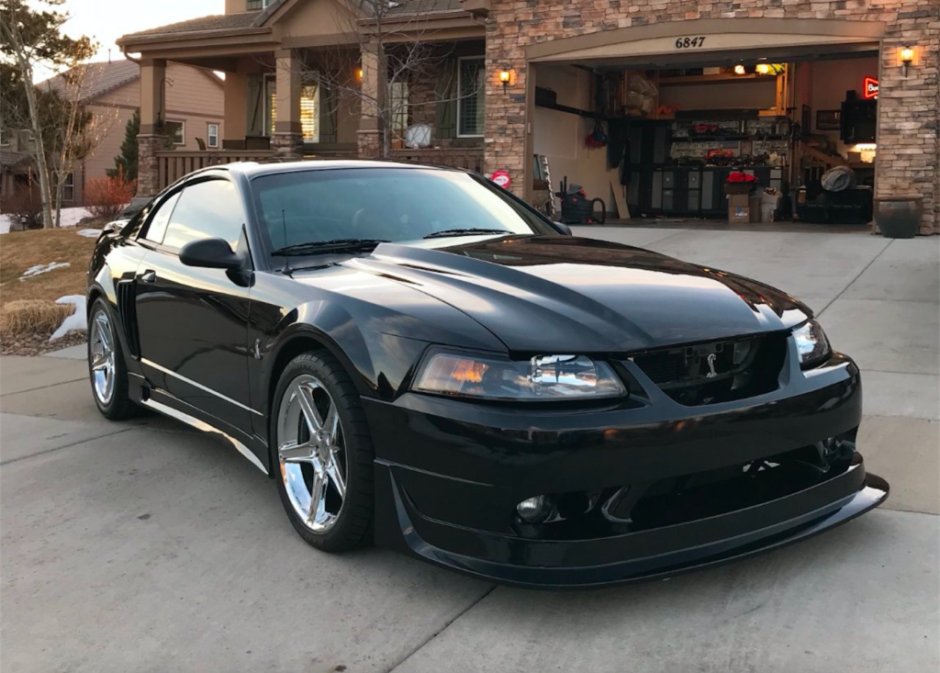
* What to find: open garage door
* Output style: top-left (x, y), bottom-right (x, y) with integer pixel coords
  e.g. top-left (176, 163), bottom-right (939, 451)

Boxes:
top-left (526, 18), bottom-right (885, 229)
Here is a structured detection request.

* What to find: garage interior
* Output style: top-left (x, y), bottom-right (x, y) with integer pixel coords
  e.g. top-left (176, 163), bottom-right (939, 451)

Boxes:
top-left (532, 42), bottom-right (882, 228)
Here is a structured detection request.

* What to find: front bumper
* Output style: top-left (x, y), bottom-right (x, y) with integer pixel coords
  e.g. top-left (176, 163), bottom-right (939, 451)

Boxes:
top-left (365, 353), bottom-right (889, 588)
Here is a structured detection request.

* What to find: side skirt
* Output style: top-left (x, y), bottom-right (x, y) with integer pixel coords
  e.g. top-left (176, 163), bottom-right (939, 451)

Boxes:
top-left (130, 375), bottom-right (269, 475)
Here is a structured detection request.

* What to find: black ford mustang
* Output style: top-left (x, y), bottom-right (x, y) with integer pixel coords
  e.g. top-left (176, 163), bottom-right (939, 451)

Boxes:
top-left (87, 161), bottom-right (888, 588)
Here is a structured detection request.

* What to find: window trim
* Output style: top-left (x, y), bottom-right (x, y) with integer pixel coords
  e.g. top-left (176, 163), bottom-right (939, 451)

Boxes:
top-left (207, 123), bottom-right (220, 149)
top-left (62, 172), bottom-right (75, 202)
top-left (165, 119), bottom-right (186, 146)
top-left (265, 74), bottom-right (321, 143)
top-left (456, 56), bottom-right (485, 139)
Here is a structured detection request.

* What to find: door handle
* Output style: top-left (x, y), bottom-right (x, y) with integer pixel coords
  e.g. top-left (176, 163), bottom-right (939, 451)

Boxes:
top-left (140, 270), bottom-right (157, 283)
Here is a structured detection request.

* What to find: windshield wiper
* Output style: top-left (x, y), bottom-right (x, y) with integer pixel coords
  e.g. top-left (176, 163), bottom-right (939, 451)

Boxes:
top-left (271, 239), bottom-right (390, 256)
top-left (423, 228), bottom-right (512, 239)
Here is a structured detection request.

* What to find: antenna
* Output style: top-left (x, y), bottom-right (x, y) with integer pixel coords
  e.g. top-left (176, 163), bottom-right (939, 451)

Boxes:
top-left (280, 209), bottom-right (292, 275)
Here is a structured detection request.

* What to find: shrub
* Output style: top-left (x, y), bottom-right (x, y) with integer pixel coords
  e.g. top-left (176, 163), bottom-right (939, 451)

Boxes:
top-left (0, 300), bottom-right (71, 338)
top-left (85, 172), bottom-right (136, 221)
top-left (3, 187), bottom-right (44, 230)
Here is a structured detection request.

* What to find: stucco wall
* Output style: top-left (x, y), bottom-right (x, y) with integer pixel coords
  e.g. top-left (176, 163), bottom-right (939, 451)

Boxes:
top-left (79, 64), bottom-right (224, 204)
top-left (485, 2), bottom-right (939, 234)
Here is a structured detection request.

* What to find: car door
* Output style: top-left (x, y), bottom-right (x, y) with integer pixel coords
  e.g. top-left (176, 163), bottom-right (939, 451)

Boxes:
top-left (134, 177), bottom-right (257, 436)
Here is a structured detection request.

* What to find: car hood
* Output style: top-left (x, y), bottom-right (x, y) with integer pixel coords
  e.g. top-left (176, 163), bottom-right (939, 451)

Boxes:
top-left (345, 235), bottom-right (811, 353)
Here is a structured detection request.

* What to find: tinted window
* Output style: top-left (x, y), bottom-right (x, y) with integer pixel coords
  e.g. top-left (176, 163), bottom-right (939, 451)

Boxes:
top-left (163, 180), bottom-right (244, 250)
top-left (251, 169), bottom-right (554, 251)
top-left (142, 191), bottom-right (181, 244)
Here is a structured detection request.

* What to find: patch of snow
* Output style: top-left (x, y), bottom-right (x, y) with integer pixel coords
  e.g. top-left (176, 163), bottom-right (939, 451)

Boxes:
top-left (78, 229), bottom-right (102, 238)
top-left (0, 207), bottom-right (94, 234)
top-left (50, 295), bottom-right (87, 341)
top-left (20, 262), bottom-right (71, 281)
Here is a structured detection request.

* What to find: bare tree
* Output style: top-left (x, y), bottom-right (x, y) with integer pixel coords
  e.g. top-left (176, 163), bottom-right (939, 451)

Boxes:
top-left (272, 0), bottom-right (482, 158)
top-left (42, 63), bottom-right (118, 226)
top-left (0, 0), bottom-right (95, 228)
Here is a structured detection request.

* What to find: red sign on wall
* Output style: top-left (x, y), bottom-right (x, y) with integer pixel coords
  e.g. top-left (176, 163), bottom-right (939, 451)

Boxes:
top-left (863, 76), bottom-right (879, 100)
top-left (491, 170), bottom-right (512, 190)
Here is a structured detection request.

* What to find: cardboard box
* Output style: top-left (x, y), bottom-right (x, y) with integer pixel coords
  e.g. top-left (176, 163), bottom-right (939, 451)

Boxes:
top-left (728, 194), bottom-right (761, 223)
top-left (750, 196), bottom-right (763, 222)
top-left (728, 194), bottom-right (751, 223)
top-left (726, 182), bottom-right (753, 195)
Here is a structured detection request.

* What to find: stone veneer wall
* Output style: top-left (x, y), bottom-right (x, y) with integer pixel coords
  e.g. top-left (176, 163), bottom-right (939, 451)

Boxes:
top-left (483, 0), bottom-right (939, 234)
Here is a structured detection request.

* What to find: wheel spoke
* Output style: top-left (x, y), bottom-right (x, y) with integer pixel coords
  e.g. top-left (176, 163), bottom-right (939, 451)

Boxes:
top-left (323, 404), bottom-right (340, 444)
top-left (279, 442), bottom-right (313, 463)
top-left (295, 384), bottom-right (323, 434)
top-left (308, 470), bottom-right (329, 525)
top-left (325, 459), bottom-right (346, 499)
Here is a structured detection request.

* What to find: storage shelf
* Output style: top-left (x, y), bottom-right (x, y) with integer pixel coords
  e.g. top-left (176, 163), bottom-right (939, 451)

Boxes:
top-left (659, 74), bottom-right (778, 86)
top-left (671, 135), bottom-right (788, 142)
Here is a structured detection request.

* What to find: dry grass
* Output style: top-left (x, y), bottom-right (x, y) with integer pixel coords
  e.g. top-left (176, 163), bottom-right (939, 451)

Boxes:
top-left (0, 228), bottom-right (97, 307)
top-left (0, 300), bottom-right (72, 337)
top-left (0, 228), bottom-right (98, 340)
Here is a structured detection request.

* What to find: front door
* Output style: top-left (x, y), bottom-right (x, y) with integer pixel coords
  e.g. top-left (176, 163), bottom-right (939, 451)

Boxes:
top-left (134, 177), bottom-right (257, 436)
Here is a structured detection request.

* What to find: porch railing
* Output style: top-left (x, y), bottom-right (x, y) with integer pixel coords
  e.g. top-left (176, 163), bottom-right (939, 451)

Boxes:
top-left (155, 146), bottom-right (486, 190)
top-left (389, 147), bottom-right (484, 173)
top-left (157, 150), bottom-right (275, 189)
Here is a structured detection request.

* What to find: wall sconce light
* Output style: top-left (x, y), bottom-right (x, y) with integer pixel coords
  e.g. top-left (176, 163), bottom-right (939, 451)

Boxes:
top-left (733, 64), bottom-right (747, 76)
top-left (498, 67), bottom-right (512, 91)
top-left (900, 46), bottom-right (914, 77)
top-left (356, 67), bottom-right (364, 81)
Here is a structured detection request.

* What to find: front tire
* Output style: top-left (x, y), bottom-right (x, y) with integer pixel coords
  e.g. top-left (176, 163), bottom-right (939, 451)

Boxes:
top-left (272, 351), bottom-right (374, 552)
top-left (88, 298), bottom-right (136, 420)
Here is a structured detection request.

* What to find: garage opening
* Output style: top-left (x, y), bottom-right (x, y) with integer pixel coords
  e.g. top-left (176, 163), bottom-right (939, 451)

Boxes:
top-left (531, 41), bottom-right (881, 230)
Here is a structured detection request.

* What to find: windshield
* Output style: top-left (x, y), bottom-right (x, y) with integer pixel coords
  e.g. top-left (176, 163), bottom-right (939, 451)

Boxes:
top-left (250, 168), bottom-right (557, 252)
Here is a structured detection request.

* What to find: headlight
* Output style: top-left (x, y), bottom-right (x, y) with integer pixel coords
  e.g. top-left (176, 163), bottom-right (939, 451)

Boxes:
top-left (792, 319), bottom-right (831, 369)
top-left (413, 351), bottom-right (626, 401)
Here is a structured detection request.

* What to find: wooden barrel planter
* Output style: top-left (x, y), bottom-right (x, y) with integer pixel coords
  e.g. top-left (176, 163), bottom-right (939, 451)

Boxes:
top-left (874, 195), bottom-right (923, 239)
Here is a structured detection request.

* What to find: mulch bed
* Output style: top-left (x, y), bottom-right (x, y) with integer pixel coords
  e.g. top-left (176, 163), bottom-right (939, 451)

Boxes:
top-left (1, 331), bottom-right (86, 357)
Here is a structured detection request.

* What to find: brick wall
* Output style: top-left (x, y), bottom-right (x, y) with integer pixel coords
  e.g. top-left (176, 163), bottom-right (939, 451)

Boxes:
top-left (484, 0), bottom-right (939, 234)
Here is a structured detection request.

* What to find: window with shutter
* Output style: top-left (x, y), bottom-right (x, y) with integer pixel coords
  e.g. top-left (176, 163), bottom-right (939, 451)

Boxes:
top-left (265, 75), bottom-right (320, 142)
top-left (457, 57), bottom-right (485, 138)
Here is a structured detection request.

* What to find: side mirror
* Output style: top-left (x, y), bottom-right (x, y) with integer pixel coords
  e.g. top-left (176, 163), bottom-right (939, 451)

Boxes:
top-left (104, 219), bottom-right (128, 235)
top-left (179, 238), bottom-right (243, 270)
top-left (553, 222), bottom-right (573, 236)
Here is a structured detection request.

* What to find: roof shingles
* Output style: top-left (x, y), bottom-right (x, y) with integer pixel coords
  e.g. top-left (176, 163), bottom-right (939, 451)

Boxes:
top-left (120, 12), bottom-right (262, 42)
top-left (121, 0), bottom-right (468, 43)
top-left (40, 61), bottom-right (140, 103)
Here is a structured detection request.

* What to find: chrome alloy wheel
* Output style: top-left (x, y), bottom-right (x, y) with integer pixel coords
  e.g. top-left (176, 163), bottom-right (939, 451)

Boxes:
top-left (89, 310), bottom-right (116, 405)
top-left (277, 375), bottom-right (347, 533)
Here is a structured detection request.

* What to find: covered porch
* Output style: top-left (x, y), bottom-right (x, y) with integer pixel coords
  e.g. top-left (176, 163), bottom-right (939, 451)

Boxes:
top-left (117, 0), bottom-right (486, 196)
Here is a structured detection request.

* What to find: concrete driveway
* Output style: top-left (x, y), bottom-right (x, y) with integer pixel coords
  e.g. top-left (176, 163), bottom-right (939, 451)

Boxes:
top-left (2, 227), bottom-right (937, 673)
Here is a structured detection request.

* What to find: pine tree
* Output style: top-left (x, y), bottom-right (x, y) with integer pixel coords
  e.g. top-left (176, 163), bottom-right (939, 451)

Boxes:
top-left (109, 109), bottom-right (139, 183)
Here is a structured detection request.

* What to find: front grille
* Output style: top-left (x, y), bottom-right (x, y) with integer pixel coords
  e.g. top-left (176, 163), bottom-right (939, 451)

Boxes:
top-left (631, 334), bottom-right (787, 406)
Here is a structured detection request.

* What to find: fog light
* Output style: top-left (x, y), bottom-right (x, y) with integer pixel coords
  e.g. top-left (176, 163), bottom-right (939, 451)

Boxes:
top-left (516, 496), bottom-right (553, 523)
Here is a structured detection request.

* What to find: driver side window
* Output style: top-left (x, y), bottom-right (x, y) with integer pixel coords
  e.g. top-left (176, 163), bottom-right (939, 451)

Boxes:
top-left (162, 179), bottom-right (244, 251)
top-left (141, 192), bottom-right (181, 244)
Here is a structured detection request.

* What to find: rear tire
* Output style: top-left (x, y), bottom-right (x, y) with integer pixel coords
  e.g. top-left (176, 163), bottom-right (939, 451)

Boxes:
top-left (272, 351), bottom-right (374, 552)
top-left (88, 298), bottom-right (137, 420)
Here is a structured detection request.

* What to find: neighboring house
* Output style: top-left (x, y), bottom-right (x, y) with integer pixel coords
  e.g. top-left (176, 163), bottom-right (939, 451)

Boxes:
top-left (1, 60), bottom-right (225, 210)
top-left (117, 0), bottom-right (938, 234)
top-left (0, 130), bottom-right (35, 207)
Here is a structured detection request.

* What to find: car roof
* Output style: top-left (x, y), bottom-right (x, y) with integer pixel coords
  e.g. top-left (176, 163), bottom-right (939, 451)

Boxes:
top-left (198, 159), bottom-right (462, 181)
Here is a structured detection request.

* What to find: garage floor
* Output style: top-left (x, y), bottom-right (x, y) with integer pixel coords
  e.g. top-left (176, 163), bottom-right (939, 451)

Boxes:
top-left (602, 217), bottom-right (872, 235)
top-left (1, 227), bottom-right (937, 673)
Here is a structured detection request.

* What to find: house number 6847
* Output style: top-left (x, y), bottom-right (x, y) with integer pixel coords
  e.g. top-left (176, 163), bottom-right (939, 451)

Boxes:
top-left (675, 36), bottom-right (707, 48)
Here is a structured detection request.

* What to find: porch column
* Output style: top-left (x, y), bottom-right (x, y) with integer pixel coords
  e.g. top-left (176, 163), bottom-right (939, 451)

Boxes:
top-left (273, 49), bottom-right (304, 158)
top-left (137, 58), bottom-right (166, 197)
top-left (358, 39), bottom-right (386, 159)
top-left (223, 62), bottom-right (248, 142)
